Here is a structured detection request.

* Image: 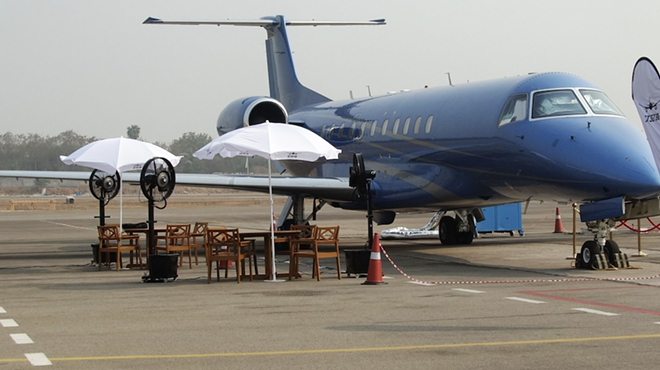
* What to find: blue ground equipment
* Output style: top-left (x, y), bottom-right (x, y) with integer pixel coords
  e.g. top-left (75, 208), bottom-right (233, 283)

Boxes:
top-left (476, 203), bottom-right (524, 236)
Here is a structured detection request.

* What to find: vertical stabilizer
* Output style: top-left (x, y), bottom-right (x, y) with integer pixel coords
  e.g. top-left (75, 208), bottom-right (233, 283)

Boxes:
top-left (632, 57), bottom-right (660, 173)
top-left (263, 16), bottom-right (331, 112)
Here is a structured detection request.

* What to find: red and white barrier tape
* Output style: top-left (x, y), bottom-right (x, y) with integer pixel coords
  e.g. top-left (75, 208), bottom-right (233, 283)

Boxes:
top-left (379, 244), bottom-right (660, 285)
top-left (616, 218), bottom-right (660, 233)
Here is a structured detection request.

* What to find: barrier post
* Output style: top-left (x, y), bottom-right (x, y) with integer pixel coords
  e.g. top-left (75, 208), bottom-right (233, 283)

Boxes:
top-left (631, 218), bottom-right (648, 257)
top-left (567, 203), bottom-right (577, 259)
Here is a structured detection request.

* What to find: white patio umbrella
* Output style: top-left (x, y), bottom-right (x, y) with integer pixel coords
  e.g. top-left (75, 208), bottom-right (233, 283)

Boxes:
top-left (60, 137), bottom-right (182, 232)
top-left (193, 121), bottom-right (341, 282)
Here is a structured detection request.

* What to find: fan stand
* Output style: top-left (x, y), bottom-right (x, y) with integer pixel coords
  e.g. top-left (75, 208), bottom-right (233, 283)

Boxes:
top-left (366, 179), bottom-right (374, 249)
top-left (140, 157), bottom-right (177, 283)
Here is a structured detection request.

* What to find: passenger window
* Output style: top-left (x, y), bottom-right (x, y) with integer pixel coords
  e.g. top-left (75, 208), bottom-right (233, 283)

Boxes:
top-left (392, 118), bottom-right (400, 135)
top-left (532, 90), bottom-right (586, 119)
top-left (327, 124), bottom-right (336, 139)
top-left (498, 94), bottom-right (528, 126)
top-left (339, 123), bottom-right (345, 138)
top-left (350, 122), bottom-right (357, 138)
top-left (370, 120), bottom-right (378, 136)
top-left (425, 116), bottom-right (433, 133)
top-left (579, 89), bottom-right (623, 116)
top-left (360, 122), bottom-right (367, 139)
top-left (381, 119), bottom-right (389, 135)
top-left (414, 116), bottom-right (422, 134)
top-left (403, 117), bottom-right (411, 135)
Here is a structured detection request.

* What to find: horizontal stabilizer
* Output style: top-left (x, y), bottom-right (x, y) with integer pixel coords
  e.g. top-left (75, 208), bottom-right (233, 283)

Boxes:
top-left (143, 17), bottom-right (386, 27)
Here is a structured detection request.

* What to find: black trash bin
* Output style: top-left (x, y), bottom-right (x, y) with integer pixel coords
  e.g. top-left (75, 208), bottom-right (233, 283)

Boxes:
top-left (344, 249), bottom-right (371, 277)
top-left (143, 254), bottom-right (178, 282)
top-left (91, 243), bottom-right (118, 265)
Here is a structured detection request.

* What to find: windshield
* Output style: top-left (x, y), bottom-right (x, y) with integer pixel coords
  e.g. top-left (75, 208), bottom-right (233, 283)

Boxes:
top-left (498, 94), bottom-right (528, 126)
top-left (532, 89), bottom-right (587, 119)
top-left (580, 89), bottom-right (623, 116)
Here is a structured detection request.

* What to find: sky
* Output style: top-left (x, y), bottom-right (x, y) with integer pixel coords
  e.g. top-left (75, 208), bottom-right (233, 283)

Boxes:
top-left (1, 0), bottom-right (659, 143)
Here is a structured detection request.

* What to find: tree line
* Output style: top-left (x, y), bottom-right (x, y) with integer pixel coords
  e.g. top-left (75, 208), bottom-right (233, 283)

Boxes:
top-left (0, 126), bottom-right (269, 175)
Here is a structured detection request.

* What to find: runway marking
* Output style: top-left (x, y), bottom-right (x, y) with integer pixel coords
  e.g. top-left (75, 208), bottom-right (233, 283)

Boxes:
top-left (2, 334), bottom-right (658, 364)
top-left (25, 353), bottom-right (51, 366)
top-left (506, 297), bottom-right (545, 304)
top-left (519, 289), bottom-right (660, 316)
top-left (11, 333), bottom-right (34, 344)
top-left (409, 281), bottom-right (434, 286)
top-left (573, 308), bottom-right (619, 316)
top-left (452, 288), bottom-right (485, 293)
top-left (0, 307), bottom-right (5, 313)
top-left (40, 220), bottom-right (93, 230)
top-left (0, 319), bottom-right (18, 327)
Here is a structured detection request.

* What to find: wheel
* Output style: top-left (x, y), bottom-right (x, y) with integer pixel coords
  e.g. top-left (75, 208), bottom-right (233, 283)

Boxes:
top-left (580, 241), bottom-right (599, 269)
top-left (456, 231), bottom-right (473, 245)
top-left (439, 216), bottom-right (457, 245)
top-left (603, 240), bottom-right (620, 266)
top-left (456, 219), bottom-right (475, 245)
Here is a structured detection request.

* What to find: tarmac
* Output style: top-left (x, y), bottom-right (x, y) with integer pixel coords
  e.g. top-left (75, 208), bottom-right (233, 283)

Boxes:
top-left (1, 195), bottom-right (660, 369)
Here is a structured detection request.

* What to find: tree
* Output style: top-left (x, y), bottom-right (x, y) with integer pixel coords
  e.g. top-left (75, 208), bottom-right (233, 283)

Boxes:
top-left (127, 125), bottom-right (141, 140)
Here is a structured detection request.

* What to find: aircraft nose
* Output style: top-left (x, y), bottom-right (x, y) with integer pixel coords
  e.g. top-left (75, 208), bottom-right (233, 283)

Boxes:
top-left (612, 154), bottom-right (660, 198)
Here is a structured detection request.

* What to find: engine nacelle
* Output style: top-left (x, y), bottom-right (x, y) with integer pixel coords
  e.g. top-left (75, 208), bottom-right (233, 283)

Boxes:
top-left (217, 96), bottom-right (288, 135)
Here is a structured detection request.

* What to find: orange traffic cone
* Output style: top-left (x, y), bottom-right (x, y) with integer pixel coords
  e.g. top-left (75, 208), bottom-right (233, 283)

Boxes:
top-left (362, 233), bottom-right (387, 285)
top-left (554, 207), bottom-right (565, 233)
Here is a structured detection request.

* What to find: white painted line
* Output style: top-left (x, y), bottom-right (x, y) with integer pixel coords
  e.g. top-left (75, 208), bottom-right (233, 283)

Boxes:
top-left (408, 281), bottom-right (434, 286)
top-left (655, 322), bottom-right (660, 325)
top-left (0, 319), bottom-right (18, 327)
top-left (506, 297), bottom-right (545, 304)
top-left (453, 288), bottom-right (485, 294)
top-left (41, 220), bottom-right (93, 230)
top-left (11, 333), bottom-right (33, 344)
top-left (25, 353), bottom-right (52, 366)
top-left (0, 307), bottom-right (6, 313)
top-left (572, 308), bottom-right (620, 316)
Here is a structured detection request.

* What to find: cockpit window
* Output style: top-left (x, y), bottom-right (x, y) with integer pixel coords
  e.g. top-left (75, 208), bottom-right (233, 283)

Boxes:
top-left (532, 89), bottom-right (586, 119)
top-left (579, 89), bottom-right (623, 116)
top-left (498, 94), bottom-right (527, 126)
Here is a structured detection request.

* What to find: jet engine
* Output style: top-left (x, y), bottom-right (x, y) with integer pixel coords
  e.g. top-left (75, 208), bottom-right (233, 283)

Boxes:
top-left (217, 96), bottom-right (288, 135)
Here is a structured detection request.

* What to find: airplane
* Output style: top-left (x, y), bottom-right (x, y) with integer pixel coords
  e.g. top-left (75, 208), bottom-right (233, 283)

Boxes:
top-left (3, 15), bottom-right (660, 270)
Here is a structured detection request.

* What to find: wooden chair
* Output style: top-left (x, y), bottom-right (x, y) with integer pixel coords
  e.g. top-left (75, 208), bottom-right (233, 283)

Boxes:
top-left (290, 225), bottom-right (341, 281)
top-left (155, 224), bottom-right (192, 269)
top-left (206, 228), bottom-right (254, 283)
top-left (288, 224), bottom-right (317, 280)
top-left (190, 222), bottom-right (208, 265)
top-left (97, 225), bottom-right (141, 271)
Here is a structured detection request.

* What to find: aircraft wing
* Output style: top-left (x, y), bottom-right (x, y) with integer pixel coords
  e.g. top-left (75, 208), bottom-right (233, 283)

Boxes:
top-left (0, 170), bottom-right (355, 202)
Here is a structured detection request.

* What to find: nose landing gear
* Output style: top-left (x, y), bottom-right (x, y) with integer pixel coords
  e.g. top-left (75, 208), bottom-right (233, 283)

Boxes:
top-left (576, 219), bottom-right (630, 269)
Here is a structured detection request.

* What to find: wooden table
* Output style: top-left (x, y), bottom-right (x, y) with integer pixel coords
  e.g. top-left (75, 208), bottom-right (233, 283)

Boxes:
top-left (240, 230), bottom-right (301, 280)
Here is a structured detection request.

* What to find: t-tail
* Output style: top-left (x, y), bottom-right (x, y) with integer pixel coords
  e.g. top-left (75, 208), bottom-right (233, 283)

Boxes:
top-left (143, 15), bottom-right (385, 112)
top-left (632, 57), bottom-right (660, 176)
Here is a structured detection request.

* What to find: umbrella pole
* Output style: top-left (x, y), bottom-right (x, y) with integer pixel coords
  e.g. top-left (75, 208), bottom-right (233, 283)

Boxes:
top-left (119, 179), bottom-right (123, 235)
top-left (265, 159), bottom-right (283, 283)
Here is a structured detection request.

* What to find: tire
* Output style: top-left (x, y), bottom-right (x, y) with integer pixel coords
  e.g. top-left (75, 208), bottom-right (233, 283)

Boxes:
top-left (580, 241), bottom-right (599, 269)
top-left (456, 231), bottom-right (474, 245)
top-left (439, 216), bottom-right (457, 245)
top-left (603, 240), bottom-right (620, 266)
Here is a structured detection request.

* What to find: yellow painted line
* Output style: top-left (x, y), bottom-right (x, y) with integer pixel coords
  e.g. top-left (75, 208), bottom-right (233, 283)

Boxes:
top-left (2, 334), bottom-right (660, 363)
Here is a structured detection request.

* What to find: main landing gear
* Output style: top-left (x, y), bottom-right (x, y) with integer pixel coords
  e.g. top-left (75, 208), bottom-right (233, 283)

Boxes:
top-left (438, 210), bottom-right (477, 245)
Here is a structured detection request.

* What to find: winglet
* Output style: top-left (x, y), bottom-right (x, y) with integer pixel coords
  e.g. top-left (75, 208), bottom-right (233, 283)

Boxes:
top-left (143, 17), bottom-right (163, 24)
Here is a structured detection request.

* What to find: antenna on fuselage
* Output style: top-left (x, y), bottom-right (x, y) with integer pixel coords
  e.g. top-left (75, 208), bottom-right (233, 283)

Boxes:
top-left (366, 85), bottom-right (372, 97)
top-left (446, 72), bottom-right (453, 86)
